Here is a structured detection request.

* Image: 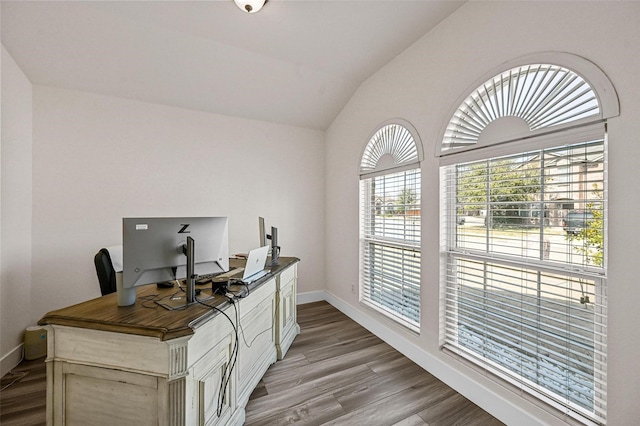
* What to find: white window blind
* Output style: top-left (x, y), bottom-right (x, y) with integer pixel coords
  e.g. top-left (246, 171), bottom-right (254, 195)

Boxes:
top-left (441, 64), bottom-right (601, 155)
top-left (360, 122), bottom-right (422, 331)
top-left (441, 137), bottom-right (607, 424)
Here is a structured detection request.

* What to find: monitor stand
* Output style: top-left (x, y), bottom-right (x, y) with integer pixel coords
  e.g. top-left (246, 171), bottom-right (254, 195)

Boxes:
top-left (116, 272), bottom-right (136, 306)
top-left (157, 236), bottom-right (197, 310)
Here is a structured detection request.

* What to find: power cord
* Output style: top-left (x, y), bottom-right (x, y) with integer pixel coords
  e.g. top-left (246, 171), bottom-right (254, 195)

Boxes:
top-left (192, 283), bottom-right (273, 416)
top-left (233, 280), bottom-right (251, 298)
top-left (0, 368), bottom-right (28, 392)
top-left (196, 296), bottom-right (239, 417)
top-left (236, 302), bottom-right (275, 349)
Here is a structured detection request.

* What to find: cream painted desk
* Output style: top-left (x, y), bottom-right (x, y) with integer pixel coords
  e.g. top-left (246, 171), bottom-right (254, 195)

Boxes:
top-left (39, 257), bottom-right (299, 426)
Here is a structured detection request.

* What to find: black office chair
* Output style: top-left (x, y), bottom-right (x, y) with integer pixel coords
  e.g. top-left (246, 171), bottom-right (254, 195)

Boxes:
top-left (94, 248), bottom-right (117, 296)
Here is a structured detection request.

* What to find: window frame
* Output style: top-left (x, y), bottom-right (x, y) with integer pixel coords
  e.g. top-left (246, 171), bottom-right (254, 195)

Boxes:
top-left (359, 120), bottom-right (423, 332)
top-left (438, 54), bottom-right (616, 425)
top-left (440, 133), bottom-right (608, 424)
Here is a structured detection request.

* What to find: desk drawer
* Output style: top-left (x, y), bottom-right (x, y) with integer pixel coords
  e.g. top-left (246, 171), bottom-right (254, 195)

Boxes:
top-left (279, 264), bottom-right (296, 287)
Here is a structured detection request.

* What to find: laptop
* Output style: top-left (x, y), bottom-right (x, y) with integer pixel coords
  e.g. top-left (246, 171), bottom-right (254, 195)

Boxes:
top-left (225, 245), bottom-right (270, 283)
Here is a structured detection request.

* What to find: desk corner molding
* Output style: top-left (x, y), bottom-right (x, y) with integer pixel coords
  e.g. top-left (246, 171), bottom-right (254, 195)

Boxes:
top-left (169, 337), bottom-right (190, 380)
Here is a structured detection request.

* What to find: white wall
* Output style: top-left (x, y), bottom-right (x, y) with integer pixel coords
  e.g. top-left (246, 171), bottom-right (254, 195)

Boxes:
top-left (325, 2), bottom-right (640, 425)
top-left (1, 46), bottom-right (33, 376)
top-left (30, 86), bottom-right (325, 316)
top-left (4, 2), bottom-right (640, 423)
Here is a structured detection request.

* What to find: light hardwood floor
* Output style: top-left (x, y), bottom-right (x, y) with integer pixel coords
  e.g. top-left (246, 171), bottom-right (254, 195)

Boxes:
top-left (246, 301), bottom-right (502, 425)
top-left (0, 301), bottom-right (502, 425)
top-left (0, 357), bottom-right (46, 426)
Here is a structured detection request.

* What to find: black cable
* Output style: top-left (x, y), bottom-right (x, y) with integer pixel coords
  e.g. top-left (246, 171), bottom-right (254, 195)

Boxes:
top-left (196, 297), bottom-right (239, 417)
top-left (236, 302), bottom-right (275, 349)
top-left (239, 281), bottom-right (250, 298)
top-left (227, 279), bottom-right (250, 299)
top-left (216, 296), bottom-right (239, 417)
top-left (138, 293), bottom-right (163, 309)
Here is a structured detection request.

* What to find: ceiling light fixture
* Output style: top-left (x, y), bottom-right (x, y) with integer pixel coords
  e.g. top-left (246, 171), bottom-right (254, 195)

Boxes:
top-left (234, 0), bottom-right (267, 14)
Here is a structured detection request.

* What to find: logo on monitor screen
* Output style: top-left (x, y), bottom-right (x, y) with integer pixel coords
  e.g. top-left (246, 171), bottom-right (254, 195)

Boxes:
top-left (178, 224), bottom-right (191, 234)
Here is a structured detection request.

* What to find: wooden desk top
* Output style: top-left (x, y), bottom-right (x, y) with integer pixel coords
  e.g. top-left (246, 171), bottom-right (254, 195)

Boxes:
top-left (39, 257), bottom-right (299, 341)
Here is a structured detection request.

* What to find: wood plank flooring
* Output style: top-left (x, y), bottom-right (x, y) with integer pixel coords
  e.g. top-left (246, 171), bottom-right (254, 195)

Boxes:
top-left (0, 357), bottom-right (46, 426)
top-left (245, 301), bottom-right (503, 425)
top-left (0, 301), bottom-right (502, 425)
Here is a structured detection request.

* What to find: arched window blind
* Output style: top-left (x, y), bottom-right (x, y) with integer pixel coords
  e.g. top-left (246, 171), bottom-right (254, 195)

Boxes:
top-left (361, 123), bottom-right (420, 176)
top-left (438, 53), bottom-right (619, 157)
top-left (440, 54), bottom-right (617, 425)
top-left (360, 121), bottom-right (422, 331)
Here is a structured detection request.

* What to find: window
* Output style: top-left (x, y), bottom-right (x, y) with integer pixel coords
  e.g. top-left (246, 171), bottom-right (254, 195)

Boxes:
top-left (439, 54), bottom-right (618, 425)
top-left (360, 121), bottom-right (422, 331)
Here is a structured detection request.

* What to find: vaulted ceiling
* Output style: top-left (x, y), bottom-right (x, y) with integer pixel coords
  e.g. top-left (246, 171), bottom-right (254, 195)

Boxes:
top-left (1, 1), bottom-right (465, 130)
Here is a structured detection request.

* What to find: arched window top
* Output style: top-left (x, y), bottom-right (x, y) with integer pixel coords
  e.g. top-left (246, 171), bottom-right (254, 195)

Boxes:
top-left (360, 120), bottom-right (423, 178)
top-left (438, 52), bottom-right (619, 156)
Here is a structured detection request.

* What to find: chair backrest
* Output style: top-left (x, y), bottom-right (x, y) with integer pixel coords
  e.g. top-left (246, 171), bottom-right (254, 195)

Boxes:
top-left (94, 248), bottom-right (117, 296)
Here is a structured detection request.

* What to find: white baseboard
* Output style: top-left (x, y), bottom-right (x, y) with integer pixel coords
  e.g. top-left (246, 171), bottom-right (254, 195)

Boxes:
top-left (1, 344), bottom-right (23, 378)
top-left (296, 290), bottom-right (327, 305)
